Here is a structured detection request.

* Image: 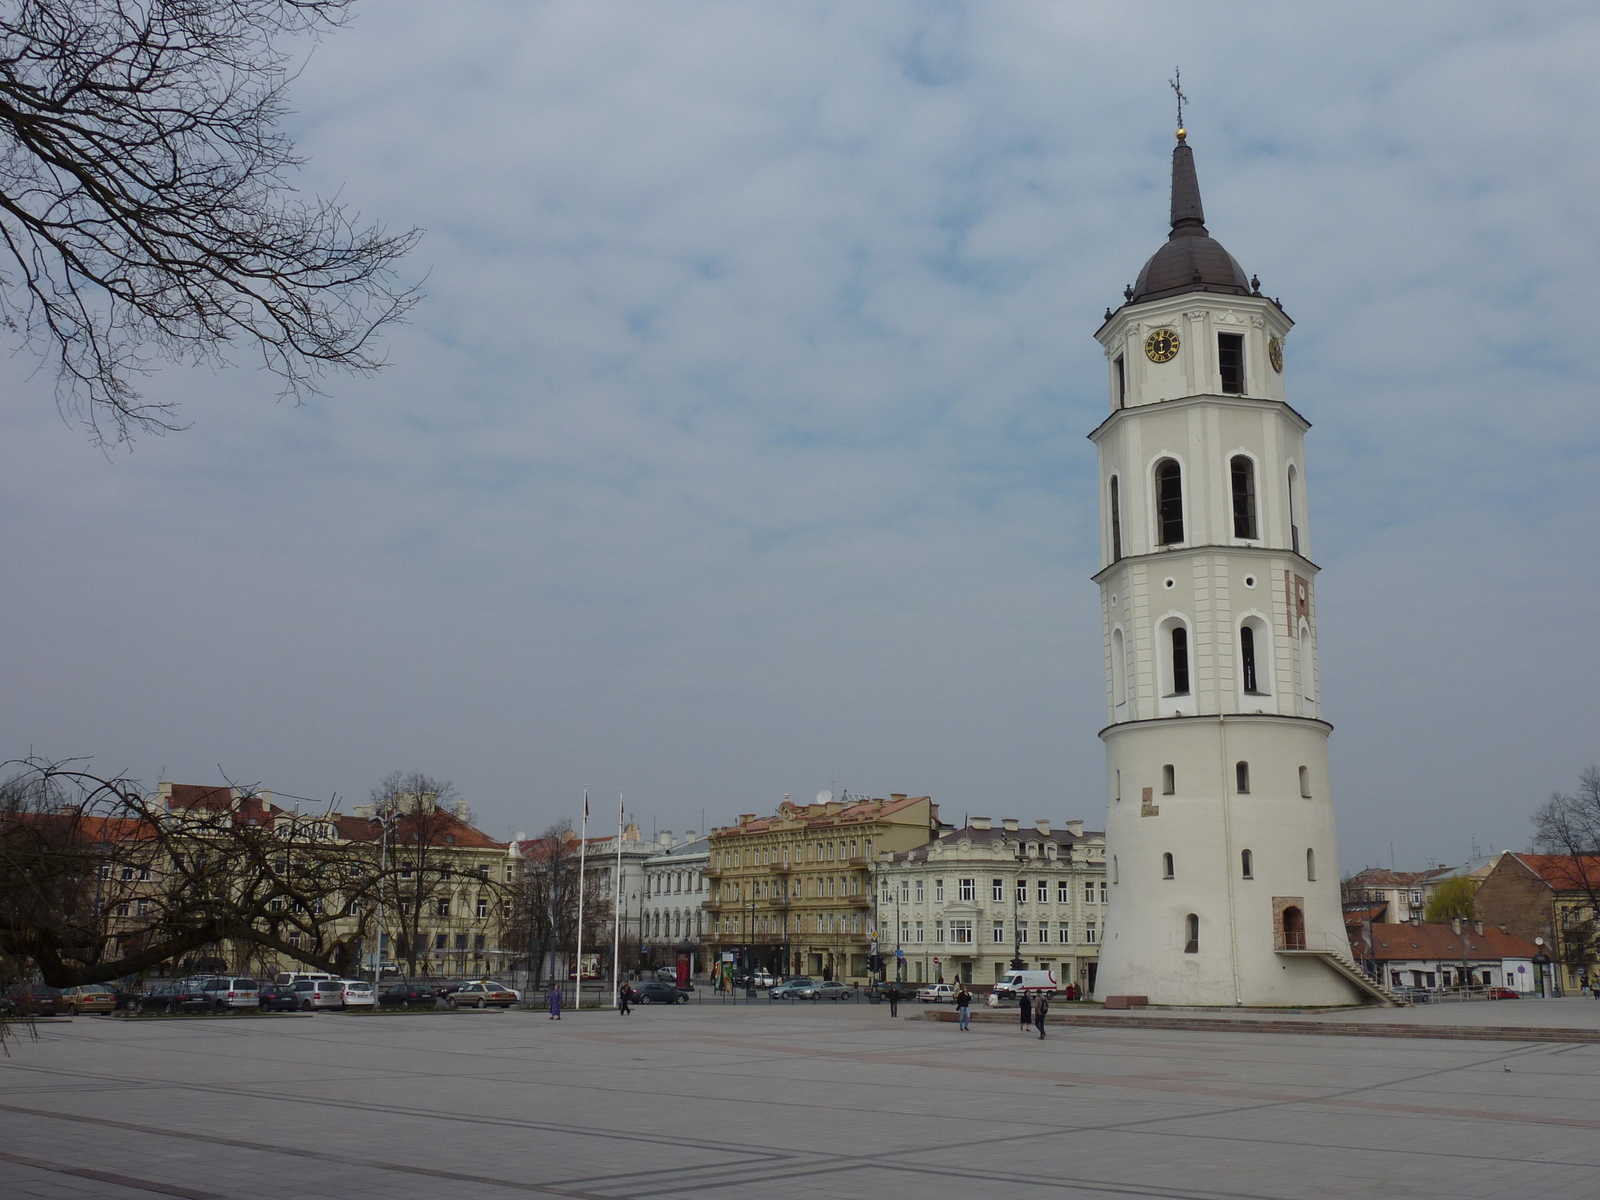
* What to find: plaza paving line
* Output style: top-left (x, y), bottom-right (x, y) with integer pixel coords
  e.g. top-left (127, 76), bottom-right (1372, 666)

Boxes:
top-left (0, 1148), bottom-right (222, 1199)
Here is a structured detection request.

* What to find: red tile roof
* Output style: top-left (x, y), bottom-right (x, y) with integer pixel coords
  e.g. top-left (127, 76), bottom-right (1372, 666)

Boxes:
top-left (1509, 853), bottom-right (1600, 892)
top-left (1367, 922), bottom-right (1539, 961)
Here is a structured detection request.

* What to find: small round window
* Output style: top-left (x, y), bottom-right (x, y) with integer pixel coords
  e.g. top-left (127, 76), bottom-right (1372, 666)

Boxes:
top-left (1243, 575), bottom-right (1257, 589)
top-left (1110, 593), bottom-right (1119, 607)
top-left (1164, 577), bottom-right (1176, 590)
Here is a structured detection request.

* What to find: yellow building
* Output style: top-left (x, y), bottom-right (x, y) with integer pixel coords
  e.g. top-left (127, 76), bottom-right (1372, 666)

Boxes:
top-left (704, 793), bottom-right (938, 982)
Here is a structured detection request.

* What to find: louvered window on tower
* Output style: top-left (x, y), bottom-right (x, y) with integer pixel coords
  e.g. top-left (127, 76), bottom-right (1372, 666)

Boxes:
top-left (1218, 333), bottom-right (1245, 394)
top-left (1170, 626), bottom-right (1190, 695)
top-left (1109, 476), bottom-right (1122, 561)
top-left (1115, 355), bottom-right (1126, 408)
top-left (1230, 456), bottom-right (1257, 538)
top-left (1241, 624), bottom-right (1260, 693)
top-left (1155, 459), bottom-right (1184, 544)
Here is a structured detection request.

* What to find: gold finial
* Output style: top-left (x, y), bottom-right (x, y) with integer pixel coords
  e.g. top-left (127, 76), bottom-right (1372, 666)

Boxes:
top-left (1170, 67), bottom-right (1188, 140)
top-left (1176, 128), bottom-right (1186, 141)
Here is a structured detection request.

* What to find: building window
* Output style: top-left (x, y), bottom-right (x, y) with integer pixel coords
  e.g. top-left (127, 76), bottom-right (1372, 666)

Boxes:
top-left (1115, 355), bottom-right (1126, 408)
top-left (473, 933), bottom-right (486, 951)
top-left (915, 878), bottom-right (924, 903)
top-left (934, 879), bottom-right (944, 902)
top-left (1236, 761), bottom-right (1250, 794)
top-left (1018, 921), bottom-right (1029, 944)
top-left (959, 878), bottom-right (975, 902)
top-left (914, 922), bottom-right (924, 943)
top-left (1084, 881), bottom-right (1096, 904)
top-left (1099, 881), bottom-right (1107, 904)
top-left (1306, 848), bottom-right (1316, 881)
top-left (1016, 878), bottom-right (1027, 904)
top-left (476, 897), bottom-right (488, 918)
top-left (992, 878), bottom-right (1004, 902)
top-left (1163, 852), bottom-right (1175, 879)
top-left (1058, 880), bottom-right (1071, 903)
top-left (1218, 333), bottom-right (1245, 394)
top-left (1231, 454), bottom-right (1257, 537)
top-left (1155, 458), bottom-right (1184, 544)
top-left (434, 933), bottom-right (447, 951)
top-left (935, 921), bottom-right (944, 943)
top-left (1037, 879), bottom-right (1049, 903)
top-left (992, 922), bottom-right (1006, 943)
top-left (1184, 913), bottom-right (1199, 953)
top-left (1110, 476), bottom-right (1123, 561)
top-left (1085, 922), bottom-right (1097, 944)
top-left (1111, 627), bottom-right (1127, 707)
top-left (951, 920), bottom-right (973, 944)
top-left (901, 921), bottom-right (910, 944)
top-left (120, 866), bottom-right (134, 881)
top-left (1241, 624), bottom-right (1260, 692)
top-left (900, 880), bottom-right (910, 902)
top-left (1241, 849), bottom-right (1254, 879)
top-left (1162, 764), bottom-right (1176, 795)
top-left (436, 898), bottom-right (450, 917)
top-left (1299, 766), bottom-right (1312, 798)
top-left (1058, 922), bottom-right (1070, 944)
top-left (1169, 626), bottom-right (1190, 695)
top-left (455, 933), bottom-right (468, 951)
top-left (1288, 465), bottom-right (1300, 554)
top-left (503, 899), bottom-right (513, 919)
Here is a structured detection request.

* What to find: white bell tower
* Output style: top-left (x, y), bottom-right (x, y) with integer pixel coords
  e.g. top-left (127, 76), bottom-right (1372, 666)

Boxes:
top-left (1090, 129), bottom-right (1365, 1006)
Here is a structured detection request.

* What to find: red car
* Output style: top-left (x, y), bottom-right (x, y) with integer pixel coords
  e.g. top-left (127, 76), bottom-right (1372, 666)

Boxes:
top-left (1486, 987), bottom-right (1521, 1000)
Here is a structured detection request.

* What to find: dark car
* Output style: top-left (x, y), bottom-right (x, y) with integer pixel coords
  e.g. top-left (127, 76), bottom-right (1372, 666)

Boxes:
top-left (5, 984), bottom-right (65, 1016)
top-left (136, 979), bottom-right (211, 1014)
top-left (635, 982), bottom-right (690, 1005)
top-left (257, 984), bottom-right (301, 1012)
top-left (379, 982), bottom-right (443, 1009)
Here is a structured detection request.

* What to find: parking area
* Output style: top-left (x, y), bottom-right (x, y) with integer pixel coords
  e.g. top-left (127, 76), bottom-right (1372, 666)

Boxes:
top-left (3, 1002), bottom-right (1600, 1199)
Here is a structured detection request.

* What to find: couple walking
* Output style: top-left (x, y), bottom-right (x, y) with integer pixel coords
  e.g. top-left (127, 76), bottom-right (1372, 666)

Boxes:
top-left (1019, 990), bottom-right (1049, 1037)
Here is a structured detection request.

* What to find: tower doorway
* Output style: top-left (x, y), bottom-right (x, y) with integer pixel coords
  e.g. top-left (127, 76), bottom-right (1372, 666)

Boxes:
top-left (1281, 906), bottom-right (1305, 950)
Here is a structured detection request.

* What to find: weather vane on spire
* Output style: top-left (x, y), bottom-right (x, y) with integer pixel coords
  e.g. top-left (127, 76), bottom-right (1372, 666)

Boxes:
top-left (1170, 67), bottom-right (1188, 139)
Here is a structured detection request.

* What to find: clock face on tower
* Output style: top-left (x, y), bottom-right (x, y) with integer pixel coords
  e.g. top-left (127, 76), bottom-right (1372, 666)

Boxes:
top-left (1144, 328), bottom-right (1180, 363)
top-left (1269, 336), bottom-right (1284, 373)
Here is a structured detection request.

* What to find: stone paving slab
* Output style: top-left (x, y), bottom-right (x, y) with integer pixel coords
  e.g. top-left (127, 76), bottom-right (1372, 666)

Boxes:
top-left (2, 1004), bottom-right (1599, 1199)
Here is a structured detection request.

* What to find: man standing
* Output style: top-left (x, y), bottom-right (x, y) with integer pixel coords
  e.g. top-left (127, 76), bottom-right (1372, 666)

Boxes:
top-left (955, 984), bottom-right (972, 1031)
top-left (1035, 993), bottom-right (1050, 1039)
top-left (618, 984), bottom-right (632, 1016)
top-left (887, 983), bottom-right (900, 1017)
top-left (1018, 990), bottom-right (1032, 1033)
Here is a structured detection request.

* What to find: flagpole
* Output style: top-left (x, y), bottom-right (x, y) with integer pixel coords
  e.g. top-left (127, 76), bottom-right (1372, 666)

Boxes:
top-left (611, 791), bottom-right (623, 1008)
top-left (575, 789), bottom-right (588, 1011)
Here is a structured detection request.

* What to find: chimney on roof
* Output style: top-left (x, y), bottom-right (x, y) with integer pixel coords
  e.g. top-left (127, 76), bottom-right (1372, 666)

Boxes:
top-left (1499, 924), bottom-right (1508, 935)
top-left (971, 817), bottom-right (992, 831)
top-left (1451, 917), bottom-right (1462, 936)
top-left (1035, 819), bottom-right (1051, 836)
top-left (454, 800), bottom-right (470, 821)
top-left (1066, 819), bottom-right (1084, 837)
top-left (1002, 818), bottom-right (1019, 832)
top-left (352, 805), bottom-right (373, 819)
top-left (1474, 921), bottom-right (1484, 936)
top-left (660, 830), bottom-right (674, 849)
top-left (1411, 917), bottom-right (1421, 927)
top-left (891, 793), bottom-right (907, 802)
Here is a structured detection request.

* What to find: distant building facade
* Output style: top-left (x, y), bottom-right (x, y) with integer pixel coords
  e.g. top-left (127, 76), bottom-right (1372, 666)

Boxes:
top-left (1473, 853), bottom-right (1600, 995)
top-left (641, 830), bottom-right (709, 974)
top-left (875, 817), bottom-right (1106, 992)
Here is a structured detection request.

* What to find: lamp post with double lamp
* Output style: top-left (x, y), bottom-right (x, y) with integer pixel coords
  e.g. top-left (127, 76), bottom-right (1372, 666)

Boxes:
top-left (367, 808), bottom-right (401, 990)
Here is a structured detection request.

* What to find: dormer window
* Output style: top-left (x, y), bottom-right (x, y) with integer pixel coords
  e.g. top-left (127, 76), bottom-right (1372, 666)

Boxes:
top-left (1218, 333), bottom-right (1244, 394)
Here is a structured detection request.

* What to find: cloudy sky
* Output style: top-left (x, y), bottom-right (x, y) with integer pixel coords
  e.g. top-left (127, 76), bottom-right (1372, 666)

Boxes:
top-left (3, 1), bottom-right (1596, 872)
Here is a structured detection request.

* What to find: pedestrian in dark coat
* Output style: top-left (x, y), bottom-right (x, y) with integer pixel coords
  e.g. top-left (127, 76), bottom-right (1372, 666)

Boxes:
top-left (955, 985), bottom-right (973, 1031)
top-left (549, 984), bottom-right (564, 1019)
top-left (618, 985), bottom-right (632, 1016)
top-left (1035, 994), bottom-right (1050, 1038)
top-left (887, 985), bottom-right (900, 1017)
top-left (1018, 991), bottom-right (1033, 1032)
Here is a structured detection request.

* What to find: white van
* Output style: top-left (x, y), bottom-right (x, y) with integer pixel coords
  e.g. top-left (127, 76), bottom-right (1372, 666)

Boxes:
top-left (274, 971), bottom-right (336, 987)
top-left (989, 969), bottom-right (1058, 1004)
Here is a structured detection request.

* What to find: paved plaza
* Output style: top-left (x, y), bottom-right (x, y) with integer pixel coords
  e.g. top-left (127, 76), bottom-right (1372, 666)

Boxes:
top-left (3, 1002), bottom-right (1599, 1199)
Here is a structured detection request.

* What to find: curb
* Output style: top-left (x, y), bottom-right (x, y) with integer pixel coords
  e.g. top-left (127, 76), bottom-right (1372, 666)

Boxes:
top-left (919, 1009), bottom-right (1600, 1044)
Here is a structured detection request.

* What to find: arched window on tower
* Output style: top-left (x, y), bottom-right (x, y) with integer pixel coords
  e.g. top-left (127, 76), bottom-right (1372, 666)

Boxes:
top-left (1170, 625), bottom-right (1190, 695)
top-left (1287, 465), bottom-right (1300, 554)
top-left (1109, 476), bottom-right (1123, 561)
top-left (1235, 761), bottom-right (1250, 793)
top-left (1241, 624), bottom-right (1259, 693)
top-left (1111, 627), bottom-right (1127, 711)
top-left (1155, 458), bottom-right (1184, 545)
top-left (1241, 849), bottom-right (1254, 879)
top-left (1184, 913), bottom-right (1199, 953)
top-left (1306, 848), bottom-right (1317, 881)
top-left (1231, 456), bottom-right (1257, 539)
top-left (1162, 852), bottom-right (1175, 879)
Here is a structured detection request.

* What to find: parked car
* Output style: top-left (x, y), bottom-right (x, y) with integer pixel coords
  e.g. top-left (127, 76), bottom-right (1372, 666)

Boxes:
top-left (635, 982), bottom-right (690, 1005)
top-left (768, 977), bottom-right (816, 1000)
top-left (465, 979), bottom-right (522, 1002)
top-left (274, 971), bottom-right (337, 987)
top-left (916, 983), bottom-right (956, 1003)
top-left (291, 979), bottom-right (347, 1011)
top-left (733, 970), bottom-right (776, 989)
top-left (257, 984), bottom-right (301, 1012)
top-left (58, 985), bottom-right (116, 1015)
top-left (452, 982), bottom-right (517, 1009)
top-left (1486, 987), bottom-right (1522, 1000)
top-left (379, 982), bottom-right (443, 1009)
top-left (808, 981), bottom-right (854, 1001)
top-left (655, 966), bottom-right (684, 983)
top-left (201, 977), bottom-right (260, 1011)
top-left (6, 983), bottom-right (66, 1016)
top-left (137, 980), bottom-right (210, 1014)
top-left (340, 980), bottom-right (378, 1009)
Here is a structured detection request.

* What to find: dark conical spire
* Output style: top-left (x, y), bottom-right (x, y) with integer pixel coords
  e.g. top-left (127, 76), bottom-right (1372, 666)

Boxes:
top-left (1168, 135), bottom-right (1206, 234)
top-left (1126, 132), bottom-right (1250, 304)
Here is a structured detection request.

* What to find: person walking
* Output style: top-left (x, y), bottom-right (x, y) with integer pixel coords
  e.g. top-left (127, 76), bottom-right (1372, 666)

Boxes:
top-left (1018, 991), bottom-right (1033, 1033)
top-left (955, 984), bottom-right (972, 1031)
top-left (549, 983), bottom-right (564, 1020)
top-left (1035, 993), bottom-right (1050, 1038)
top-left (618, 984), bottom-right (632, 1016)
top-left (887, 984), bottom-right (900, 1017)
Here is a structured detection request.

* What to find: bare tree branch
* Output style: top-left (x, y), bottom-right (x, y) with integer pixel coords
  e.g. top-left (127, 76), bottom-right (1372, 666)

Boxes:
top-left (0, 1), bottom-right (422, 442)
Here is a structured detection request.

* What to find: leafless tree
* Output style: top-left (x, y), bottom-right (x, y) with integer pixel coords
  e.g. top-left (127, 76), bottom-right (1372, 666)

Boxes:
top-left (367, 770), bottom-right (472, 978)
top-left (507, 822), bottom-right (611, 990)
top-left (0, 0), bottom-right (421, 441)
top-left (1531, 766), bottom-right (1600, 971)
